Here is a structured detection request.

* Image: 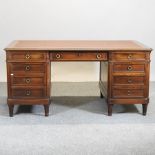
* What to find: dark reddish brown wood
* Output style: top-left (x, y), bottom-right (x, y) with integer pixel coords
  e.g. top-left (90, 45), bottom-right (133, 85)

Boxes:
top-left (100, 50), bottom-right (151, 116)
top-left (5, 41), bottom-right (152, 117)
top-left (11, 87), bottom-right (46, 98)
top-left (50, 52), bottom-right (108, 61)
top-left (9, 63), bottom-right (45, 73)
top-left (6, 51), bottom-right (47, 62)
top-left (113, 76), bottom-right (144, 85)
top-left (110, 52), bottom-right (147, 61)
top-left (11, 77), bottom-right (45, 86)
top-left (112, 88), bottom-right (144, 98)
top-left (113, 63), bottom-right (145, 72)
top-left (6, 51), bottom-right (50, 116)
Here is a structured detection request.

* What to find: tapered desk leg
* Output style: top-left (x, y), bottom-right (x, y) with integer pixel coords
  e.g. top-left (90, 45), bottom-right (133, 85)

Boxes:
top-left (8, 104), bottom-right (14, 117)
top-left (108, 104), bottom-right (113, 116)
top-left (44, 104), bottom-right (49, 116)
top-left (142, 104), bottom-right (148, 116)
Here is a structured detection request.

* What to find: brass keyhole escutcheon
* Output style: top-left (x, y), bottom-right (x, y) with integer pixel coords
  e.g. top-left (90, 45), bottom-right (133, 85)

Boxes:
top-left (128, 79), bottom-right (132, 83)
top-left (127, 90), bottom-right (131, 95)
top-left (55, 54), bottom-right (61, 59)
top-left (96, 54), bottom-right (102, 59)
top-left (26, 90), bottom-right (31, 96)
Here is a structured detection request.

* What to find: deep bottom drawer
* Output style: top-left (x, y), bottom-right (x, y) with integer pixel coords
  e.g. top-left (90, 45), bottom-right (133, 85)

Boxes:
top-left (112, 88), bottom-right (144, 98)
top-left (11, 88), bottom-right (46, 98)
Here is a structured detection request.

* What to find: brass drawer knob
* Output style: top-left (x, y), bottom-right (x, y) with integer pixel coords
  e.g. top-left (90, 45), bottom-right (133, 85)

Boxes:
top-left (25, 78), bottom-right (31, 84)
top-left (55, 54), bottom-right (61, 59)
top-left (127, 66), bottom-right (133, 71)
top-left (128, 54), bottom-right (132, 59)
top-left (128, 79), bottom-right (132, 83)
top-left (26, 90), bottom-right (31, 96)
top-left (96, 54), bottom-right (102, 59)
top-left (25, 54), bottom-right (31, 59)
top-left (25, 65), bottom-right (31, 71)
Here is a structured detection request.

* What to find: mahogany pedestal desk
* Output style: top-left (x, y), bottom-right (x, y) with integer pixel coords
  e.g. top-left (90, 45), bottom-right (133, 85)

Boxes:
top-left (4, 40), bottom-right (152, 117)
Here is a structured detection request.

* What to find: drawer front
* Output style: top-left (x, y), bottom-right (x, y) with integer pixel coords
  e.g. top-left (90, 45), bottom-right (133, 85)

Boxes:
top-left (11, 88), bottom-right (46, 98)
top-left (11, 77), bottom-right (45, 86)
top-left (111, 52), bottom-right (146, 61)
top-left (113, 64), bottom-right (145, 72)
top-left (113, 76), bottom-right (145, 85)
top-left (7, 51), bottom-right (47, 62)
top-left (51, 52), bottom-right (107, 61)
top-left (10, 63), bottom-right (45, 73)
top-left (112, 88), bottom-right (144, 98)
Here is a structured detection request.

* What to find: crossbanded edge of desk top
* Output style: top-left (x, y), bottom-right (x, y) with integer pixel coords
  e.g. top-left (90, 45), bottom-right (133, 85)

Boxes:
top-left (4, 40), bottom-right (152, 51)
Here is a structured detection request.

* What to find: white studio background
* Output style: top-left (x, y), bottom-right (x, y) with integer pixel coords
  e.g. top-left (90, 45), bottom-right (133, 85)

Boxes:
top-left (0, 0), bottom-right (155, 82)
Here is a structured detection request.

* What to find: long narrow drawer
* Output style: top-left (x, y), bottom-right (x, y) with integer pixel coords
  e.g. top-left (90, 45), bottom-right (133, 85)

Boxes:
top-left (10, 63), bottom-right (45, 73)
top-left (113, 64), bottom-right (145, 72)
top-left (6, 51), bottom-right (47, 62)
top-left (50, 52), bottom-right (108, 61)
top-left (11, 87), bottom-right (46, 98)
top-left (113, 76), bottom-right (145, 85)
top-left (112, 88), bottom-right (144, 98)
top-left (11, 77), bottom-right (45, 86)
top-left (111, 52), bottom-right (146, 61)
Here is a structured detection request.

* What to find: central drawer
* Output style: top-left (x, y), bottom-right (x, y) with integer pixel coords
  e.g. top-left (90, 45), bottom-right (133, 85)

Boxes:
top-left (50, 52), bottom-right (108, 61)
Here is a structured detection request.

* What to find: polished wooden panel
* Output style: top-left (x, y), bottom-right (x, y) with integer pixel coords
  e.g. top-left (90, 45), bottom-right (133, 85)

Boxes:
top-left (50, 52), bottom-right (107, 61)
top-left (111, 52), bottom-right (146, 61)
top-left (11, 77), bottom-right (45, 86)
top-left (113, 64), bottom-right (145, 72)
top-left (11, 87), bottom-right (46, 98)
top-left (6, 51), bottom-right (47, 62)
top-left (100, 50), bottom-right (151, 115)
top-left (113, 76), bottom-right (144, 85)
top-left (9, 63), bottom-right (45, 73)
top-left (112, 88), bottom-right (144, 98)
top-left (5, 40), bottom-right (152, 117)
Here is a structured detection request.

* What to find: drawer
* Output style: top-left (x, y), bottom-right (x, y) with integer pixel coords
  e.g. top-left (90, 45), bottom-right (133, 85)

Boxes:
top-left (11, 77), bottom-right (45, 86)
top-left (10, 63), bottom-right (45, 73)
top-left (113, 76), bottom-right (145, 85)
top-left (7, 51), bottom-right (47, 62)
top-left (113, 64), bottom-right (145, 72)
top-left (11, 87), bottom-right (46, 98)
top-left (112, 88), bottom-right (144, 98)
top-left (111, 52), bottom-right (146, 61)
top-left (50, 52), bottom-right (107, 61)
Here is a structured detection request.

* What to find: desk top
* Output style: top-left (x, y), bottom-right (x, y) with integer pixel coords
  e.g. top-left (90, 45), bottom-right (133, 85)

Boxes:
top-left (5, 40), bottom-right (152, 51)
